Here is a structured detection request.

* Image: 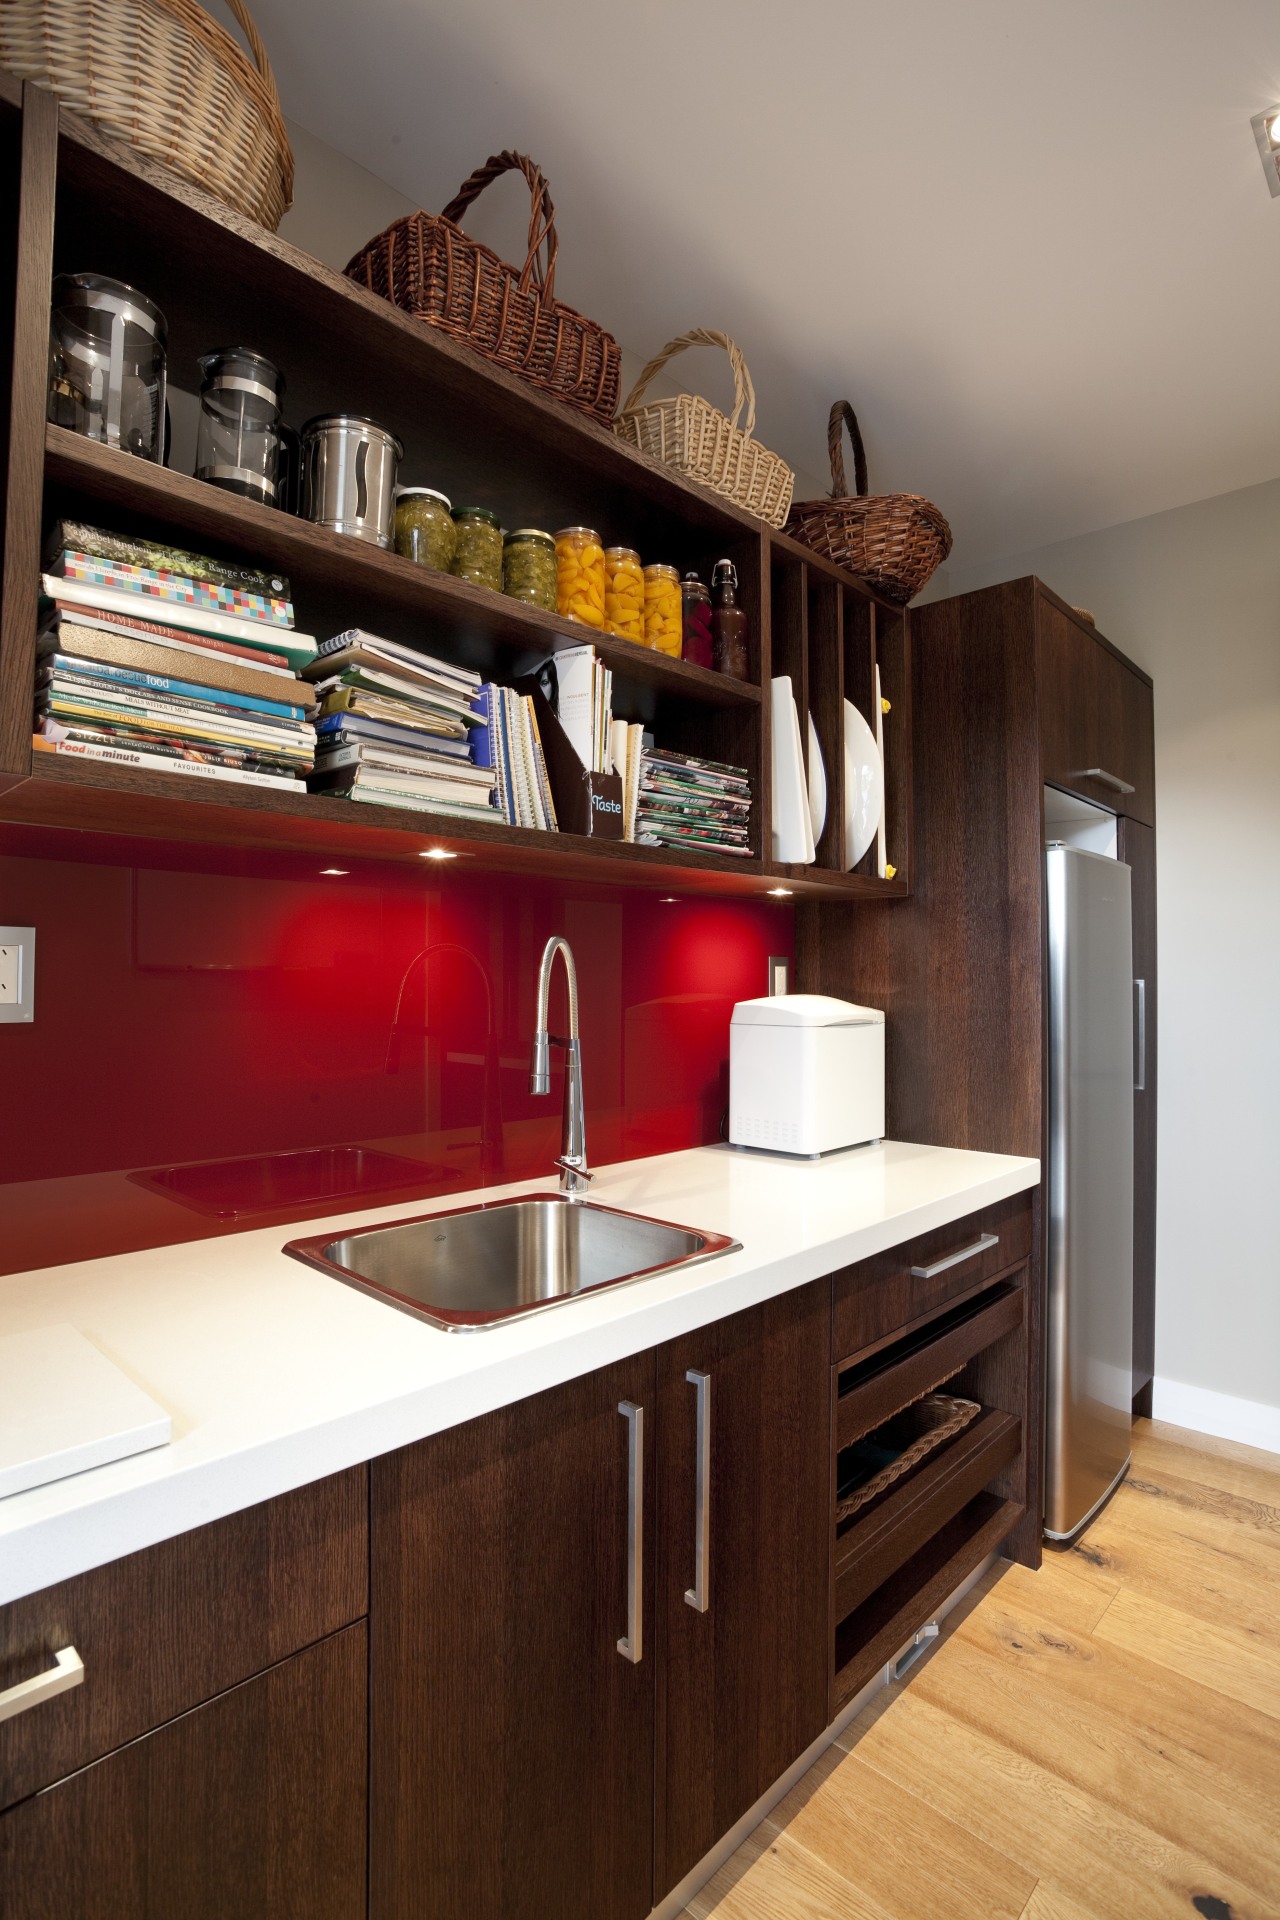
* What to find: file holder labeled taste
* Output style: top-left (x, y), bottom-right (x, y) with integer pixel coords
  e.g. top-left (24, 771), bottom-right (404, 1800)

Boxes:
top-left (515, 671), bottom-right (624, 838)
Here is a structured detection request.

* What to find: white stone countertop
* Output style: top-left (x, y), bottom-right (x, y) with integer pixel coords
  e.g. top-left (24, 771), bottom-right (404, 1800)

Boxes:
top-left (0, 1140), bottom-right (1038, 1604)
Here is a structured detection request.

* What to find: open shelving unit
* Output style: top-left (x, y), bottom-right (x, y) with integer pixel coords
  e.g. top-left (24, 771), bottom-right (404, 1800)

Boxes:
top-left (0, 72), bottom-right (913, 898)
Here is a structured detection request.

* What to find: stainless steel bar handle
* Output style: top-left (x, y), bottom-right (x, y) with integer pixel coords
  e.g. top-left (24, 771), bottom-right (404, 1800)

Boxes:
top-left (910, 1232), bottom-right (999, 1280)
top-left (1134, 978), bottom-right (1146, 1092)
top-left (1076, 767), bottom-right (1136, 795)
top-left (0, 1645), bottom-right (84, 1724)
top-left (684, 1369), bottom-right (711, 1613)
top-left (617, 1401), bottom-right (644, 1663)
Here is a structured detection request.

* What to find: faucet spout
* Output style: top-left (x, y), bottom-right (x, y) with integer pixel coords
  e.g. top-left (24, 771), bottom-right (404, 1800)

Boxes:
top-left (529, 935), bottom-right (592, 1196)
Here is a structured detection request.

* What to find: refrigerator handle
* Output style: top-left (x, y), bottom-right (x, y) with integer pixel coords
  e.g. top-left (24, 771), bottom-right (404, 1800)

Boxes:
top-left (1134, 978), bottom-right (1146, 1092)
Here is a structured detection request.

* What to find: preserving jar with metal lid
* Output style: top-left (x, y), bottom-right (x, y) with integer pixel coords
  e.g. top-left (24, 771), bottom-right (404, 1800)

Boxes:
top-left (395, 487), bottom-right (456, 571)
top-left (555, 526), bottom-right (605, 628)
top-left (604, 547), bottom-right (644, 641)
top-left (503, 529), bottom-right (556, 610)
top-left (643, 563), bottom-right (682, 656)
top-left (680, 573), bottom-right (714, 669)
top-left (48, 272), bottom-right (167, 462)
top-left (196, 348), bottom-right (284, 504)
top-left (451, 506), bottom-right (503, 590)
top-left (300, 415), bottom-right (403, 547)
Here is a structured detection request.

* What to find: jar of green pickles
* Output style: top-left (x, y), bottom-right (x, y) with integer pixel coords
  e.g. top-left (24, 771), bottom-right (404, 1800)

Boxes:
top-left (394, 488), bottom-right (456, 571)
top-left (503, 529), bottom-right (557, 611)
top-left (450, 505), bottom-right (503, 591)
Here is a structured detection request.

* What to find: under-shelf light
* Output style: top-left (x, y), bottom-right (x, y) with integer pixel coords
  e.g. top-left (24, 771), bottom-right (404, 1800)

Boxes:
top-left (320, 867), bottom-right (348, 876)
top-left (419, 848), bottom-right (457, 861)
top-left (1250, 104), bottom-right (1280, 195)
top-left (766, 887), bottom-right (793, 897)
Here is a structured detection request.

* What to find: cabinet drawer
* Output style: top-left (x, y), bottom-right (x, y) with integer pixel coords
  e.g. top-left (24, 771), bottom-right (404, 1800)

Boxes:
top-left (0, 1466), bottom-right (367, 1811)
top-left (832, 1192), bottom-right (1032, 1362)
top-left (0, 1622), bottom-right (367, 1919)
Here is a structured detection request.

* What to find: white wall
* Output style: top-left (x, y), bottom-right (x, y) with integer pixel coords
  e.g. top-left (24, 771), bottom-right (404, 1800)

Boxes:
top-left (953, 481), bottom-right (1280, 1440)
top-left (275, 121), bottom-right (832, 504)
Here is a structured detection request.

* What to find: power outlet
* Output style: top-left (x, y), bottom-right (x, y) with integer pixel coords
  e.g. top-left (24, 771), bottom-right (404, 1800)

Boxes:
top-left (0, 927), bottom-right (35, 1022)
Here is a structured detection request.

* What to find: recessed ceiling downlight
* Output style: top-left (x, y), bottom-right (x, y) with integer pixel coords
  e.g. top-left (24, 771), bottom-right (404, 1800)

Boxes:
top-left (1250, 104), bottom-right (1280, 195)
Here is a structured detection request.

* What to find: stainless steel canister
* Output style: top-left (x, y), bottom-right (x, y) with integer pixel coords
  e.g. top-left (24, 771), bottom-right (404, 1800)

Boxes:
top-left (300, 415), bottom-right (403, 547)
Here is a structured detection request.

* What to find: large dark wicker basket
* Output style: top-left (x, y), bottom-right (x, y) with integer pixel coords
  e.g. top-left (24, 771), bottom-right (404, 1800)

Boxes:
top-left (345, 150), bottom-right (620, 426)
top-left (786, 402), bottom-right (952, 605)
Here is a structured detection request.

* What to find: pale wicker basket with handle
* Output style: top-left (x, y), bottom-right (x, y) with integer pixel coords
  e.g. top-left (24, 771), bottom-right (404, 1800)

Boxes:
top-left (0, 0), bottom-right (295, 231)
top-left (614, 329), bottom-right (795, 529)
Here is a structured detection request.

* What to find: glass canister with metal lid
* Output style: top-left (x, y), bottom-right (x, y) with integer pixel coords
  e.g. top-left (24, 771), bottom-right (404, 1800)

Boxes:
top-left (643, 563), bottom-right (682, 656)
top-left (604, 547), bottom-right (644, 641)
top-left (195, 348), bottom-right (284, 504)
top-left (48, 272), bottom-right (167, 462)
top-left (300, 415), bottom-right (403, 547)
top-left (450, 506), bottom-right (503, 591)
top-left (503, 529), bottom-right (557, 610)
top-left (555, 526), bottom-right (605, 628)
top-left (395, 488), bottom-right (456, 571)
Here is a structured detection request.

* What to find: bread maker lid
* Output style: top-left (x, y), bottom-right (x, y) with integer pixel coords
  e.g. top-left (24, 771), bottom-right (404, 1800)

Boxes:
top-left (731, 993), bottom-right (884, 1028)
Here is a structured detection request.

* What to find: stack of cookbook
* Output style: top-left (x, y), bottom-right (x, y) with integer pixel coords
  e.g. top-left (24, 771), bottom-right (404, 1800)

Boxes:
top-left (471, 682), bottom-right (558, 831)
top-left (32, 521), bottom-right (317, 790)
top-left (305, 629), bottom-right (497, 822)
top-left (634, 747), bottom-right (753, 856)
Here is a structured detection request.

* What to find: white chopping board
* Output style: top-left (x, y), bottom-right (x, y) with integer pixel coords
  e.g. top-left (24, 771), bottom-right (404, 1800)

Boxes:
top-left (0, 1324), bottom-right (172, 1499)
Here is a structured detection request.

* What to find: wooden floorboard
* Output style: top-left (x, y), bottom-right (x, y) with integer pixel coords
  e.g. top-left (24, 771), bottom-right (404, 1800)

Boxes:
top-left (687, 1418), bottom-right (1280, 1920)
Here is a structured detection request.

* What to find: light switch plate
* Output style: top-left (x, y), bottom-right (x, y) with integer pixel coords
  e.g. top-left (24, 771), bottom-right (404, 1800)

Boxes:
top-left (0, 927), bottom-right (35, 1022)
top-left (767, 954), bottom-right (790, 997)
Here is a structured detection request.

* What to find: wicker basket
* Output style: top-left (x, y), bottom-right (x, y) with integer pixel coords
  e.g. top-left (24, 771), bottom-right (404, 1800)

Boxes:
top-left (786, 402), bottom-right (952, 605)
top-left (835, 1393), bottom-right (981, 1524)
top-left (346, 152), bottom-right (620, 426)
top-left (614, 329), bottom-right (794, 528)
top-left (0, 0), bottom-right (294, 231)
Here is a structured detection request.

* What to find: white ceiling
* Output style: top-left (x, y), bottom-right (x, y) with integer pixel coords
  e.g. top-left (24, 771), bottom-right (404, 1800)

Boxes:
top-left (249, 0), bottom-right (1280, 568)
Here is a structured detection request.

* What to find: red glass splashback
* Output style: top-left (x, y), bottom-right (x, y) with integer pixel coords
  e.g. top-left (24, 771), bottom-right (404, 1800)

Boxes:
top-left (0, 832), bottom-right (792, 1275)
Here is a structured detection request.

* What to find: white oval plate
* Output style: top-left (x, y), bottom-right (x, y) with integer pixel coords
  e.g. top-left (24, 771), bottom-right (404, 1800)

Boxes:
top-left (843, 700), bottom-right (884, 869)
top-left (807, 713), bottom-right (827, 844)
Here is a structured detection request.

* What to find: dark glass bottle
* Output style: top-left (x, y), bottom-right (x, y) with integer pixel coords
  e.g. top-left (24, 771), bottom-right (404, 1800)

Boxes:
top-left (710, 559), bottom-right (750, 680)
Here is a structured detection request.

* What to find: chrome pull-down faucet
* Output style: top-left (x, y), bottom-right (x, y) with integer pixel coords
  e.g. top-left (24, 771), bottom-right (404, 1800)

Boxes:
top-left (529, 935), bottom-right (592, 1197)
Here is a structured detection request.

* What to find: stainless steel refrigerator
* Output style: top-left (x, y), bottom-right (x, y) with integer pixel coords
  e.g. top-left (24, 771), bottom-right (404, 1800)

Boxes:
top-left (1044, 845), bottom-right (1134, 1542)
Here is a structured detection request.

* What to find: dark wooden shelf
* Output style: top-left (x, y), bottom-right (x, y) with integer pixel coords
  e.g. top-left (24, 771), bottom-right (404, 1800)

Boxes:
top-left (833, 1410), bottom-right (1021, 1622)
top-left (1, 80), bottom-right (915, 902)
top-left (0, 754), bottom-right (773, 893)
top-left (44, 428), bottom-right (762, 712)
top-left (831, 1494), bottom-right (1023, 1713)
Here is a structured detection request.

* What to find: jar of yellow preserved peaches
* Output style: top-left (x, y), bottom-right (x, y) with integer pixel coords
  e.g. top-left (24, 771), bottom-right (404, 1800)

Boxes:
top-left (603, 547), bottom-right (644, 641)
top-left (643, 563), bottom-right (682, 656)
top-left (555, 526), bottom-right (605, 629)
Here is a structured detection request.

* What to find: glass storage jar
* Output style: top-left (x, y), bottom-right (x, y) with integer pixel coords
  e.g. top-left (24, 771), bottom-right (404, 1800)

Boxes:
top-left (643, 564), bottom-right (682, 656)
top-left (603, 547), bottom-right (644, 641)
top-left (48, 272), bottom-right (167, 463)
top-left (555, 527), bottom-right (605, 629)
top-left (503, 529), bottom-right (557, 610)
top-left (196, 348), bottom-right (284, 504)
top-left (450, 506), bottom-right (503, 591)
top-left (395, 488), bottom-right (456, 571)
top-left (680, 574), bottom-right (714, 669)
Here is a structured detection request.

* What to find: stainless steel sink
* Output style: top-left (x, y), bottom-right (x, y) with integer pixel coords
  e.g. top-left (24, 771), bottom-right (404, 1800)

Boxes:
top-left (284, 1194), bottom-right (739, 1332)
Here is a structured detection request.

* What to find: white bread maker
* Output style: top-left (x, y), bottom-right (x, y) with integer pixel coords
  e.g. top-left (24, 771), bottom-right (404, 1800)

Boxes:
top-left (729, 993), bottom-right (885, 1157)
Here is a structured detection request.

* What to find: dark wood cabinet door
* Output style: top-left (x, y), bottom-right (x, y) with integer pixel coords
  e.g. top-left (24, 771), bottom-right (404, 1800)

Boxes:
top-left (1038, 590), bottom-right (1154, 823)
top-left (0, 1468), bottom-right (367, 1811)
top-left (0, 1623), bottom-right (367, 1920)
top-left (654, 1280), bottom-right (830, 1900)
top-left (1121, 816), bottom-right (1158, 1412)
top-left (370, 1353), bottom-right (656, 1920)
top-left (1039, 592), bottom-right (1105, 810)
